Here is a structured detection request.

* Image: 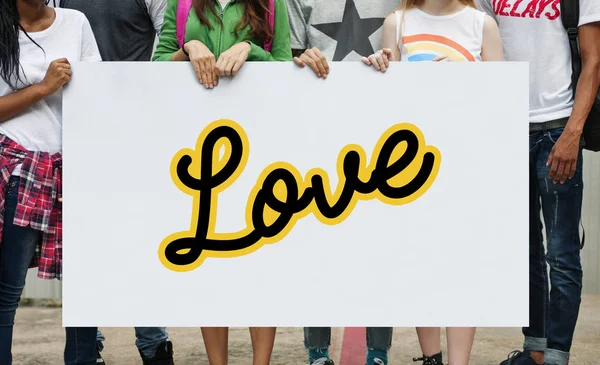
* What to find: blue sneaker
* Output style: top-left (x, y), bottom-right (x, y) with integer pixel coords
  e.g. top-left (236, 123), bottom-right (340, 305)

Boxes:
top-left (500, 351), bottom-right (545, 365)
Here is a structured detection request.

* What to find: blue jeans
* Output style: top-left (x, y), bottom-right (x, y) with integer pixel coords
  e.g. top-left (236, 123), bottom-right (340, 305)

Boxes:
top-left (65, 327), bottom-right (98, 365)
top-left (0, 177), bottom-right (42, 365)
top-left (95, 327), bottom-right (168, 357)
top-left (526, 128), bottom-right (584, 365)
top-left (66, 327), bottom-right (168, 363)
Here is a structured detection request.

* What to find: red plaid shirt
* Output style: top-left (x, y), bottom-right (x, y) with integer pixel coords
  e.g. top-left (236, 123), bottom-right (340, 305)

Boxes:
top-left (0, 135), bottom-right (62, 280)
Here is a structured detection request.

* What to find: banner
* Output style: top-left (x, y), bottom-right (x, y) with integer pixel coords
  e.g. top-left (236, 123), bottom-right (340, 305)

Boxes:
top-left (62, 62), bottom-right (529, 326)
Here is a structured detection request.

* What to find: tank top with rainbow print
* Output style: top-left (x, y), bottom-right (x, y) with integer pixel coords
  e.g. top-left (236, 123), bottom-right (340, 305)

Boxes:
top-left (394, 6), bottom-right (485, 62)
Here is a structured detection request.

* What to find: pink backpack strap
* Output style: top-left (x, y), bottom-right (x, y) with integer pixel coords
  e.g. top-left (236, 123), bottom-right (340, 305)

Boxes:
top-left (177, 0), bottom-right (274, 51)
top-left (263, 0), bottom-right (275, 52)
top-left (176, 0), bottom-right (194, 48)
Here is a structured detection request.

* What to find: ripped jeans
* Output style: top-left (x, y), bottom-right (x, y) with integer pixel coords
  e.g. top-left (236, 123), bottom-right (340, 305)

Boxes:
top-left (526, 127), bottom-right (583, 365)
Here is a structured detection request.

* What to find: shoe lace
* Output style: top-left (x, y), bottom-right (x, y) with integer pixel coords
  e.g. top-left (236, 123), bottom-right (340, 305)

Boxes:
top-left (505, 350), bottom-right (523, 364)
top-left (413, 356), bottom-right (441, 365)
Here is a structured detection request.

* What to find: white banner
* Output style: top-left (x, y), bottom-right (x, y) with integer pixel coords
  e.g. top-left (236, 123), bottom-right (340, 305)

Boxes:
top-left (62, 62), bottom-right (529, 327)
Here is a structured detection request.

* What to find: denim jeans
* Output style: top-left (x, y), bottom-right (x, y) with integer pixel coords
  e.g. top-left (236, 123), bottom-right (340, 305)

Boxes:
top-left (304, 327), bottom-right (393, 350)
top-left (526, 128), bottom-right (584, 365)
top-left (95, 327), bottom-right (169, 357)
top-left (0, 177), bottom-right (42, 365)
top-left (65, 327), bottom-right (98, 365)
top-left (135, 327), bottom-right (169, 357)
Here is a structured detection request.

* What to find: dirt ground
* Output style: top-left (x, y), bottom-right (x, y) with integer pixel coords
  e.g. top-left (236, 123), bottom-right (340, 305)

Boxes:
top-left (11, 295), bottom-right (600, 365)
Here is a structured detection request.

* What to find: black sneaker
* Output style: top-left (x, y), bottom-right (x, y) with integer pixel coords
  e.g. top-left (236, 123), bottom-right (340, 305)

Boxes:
top-left (500, 350), bottom-right (545, 365)
top-left (139, 341), bottom-right (174, 365)
top-left (309, 358), bottom-right (335, 365)
top-left (413, 352), bottom-right (443, 365)
top-left (96, 349), bottom-right (106, 364)
top-left (96, 341), bottom-right (106, 364)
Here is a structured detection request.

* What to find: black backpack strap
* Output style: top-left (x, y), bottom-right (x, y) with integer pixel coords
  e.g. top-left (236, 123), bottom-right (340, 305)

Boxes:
top-left (580, 221), bottom-right (585, 249)
top-left (560, 0), bottom-right (587, 250)
top-left (560, 0), bottom-right (582, 87)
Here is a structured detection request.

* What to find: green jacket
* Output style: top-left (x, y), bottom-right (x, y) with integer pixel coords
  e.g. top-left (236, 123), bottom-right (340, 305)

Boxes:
top-left (153, 0), bottom-right (292, 62)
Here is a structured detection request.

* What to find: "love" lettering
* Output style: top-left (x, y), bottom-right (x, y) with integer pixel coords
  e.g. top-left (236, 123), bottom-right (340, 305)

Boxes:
top-left (158, 119), bottom-right (441, 272)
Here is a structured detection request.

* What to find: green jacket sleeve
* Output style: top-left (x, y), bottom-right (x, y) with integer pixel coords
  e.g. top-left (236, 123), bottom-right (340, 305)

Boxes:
top-left (247, 0), bottom-right (293, 61)
top-left (152, 0), bottom-right (180, 61)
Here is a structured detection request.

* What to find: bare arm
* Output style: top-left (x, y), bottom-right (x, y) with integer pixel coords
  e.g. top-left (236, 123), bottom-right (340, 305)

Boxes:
top-left (565, 22), bottom-right (600, 135)
top-left (481, 15), bottom-right (503, 61)
top-left (0, 58), bottom-right (71, 123)
top-left (0, 84), bottom-right (48, 123)
top-left (381, 12), bottom-right (400, 62)
top-left (547, 22), bottom-right (600, 183)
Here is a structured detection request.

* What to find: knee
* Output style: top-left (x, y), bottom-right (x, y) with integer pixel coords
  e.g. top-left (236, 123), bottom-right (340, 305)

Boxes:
top-left (546, 252), bottom-right (583, 286)
top-left (0, 281), bottom-right (26, 309)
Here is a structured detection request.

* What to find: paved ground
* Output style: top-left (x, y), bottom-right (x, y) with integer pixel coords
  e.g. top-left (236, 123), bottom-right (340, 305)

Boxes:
top-left (11, 295), bottom-right (599, 365)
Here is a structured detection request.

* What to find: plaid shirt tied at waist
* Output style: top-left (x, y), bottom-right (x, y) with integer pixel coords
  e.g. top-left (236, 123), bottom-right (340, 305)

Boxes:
top-left (0, 135), bottom-right (62, 280)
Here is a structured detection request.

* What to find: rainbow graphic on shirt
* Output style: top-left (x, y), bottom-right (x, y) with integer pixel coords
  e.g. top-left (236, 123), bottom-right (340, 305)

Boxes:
top-left (402, 34), bottom-right (476, 62)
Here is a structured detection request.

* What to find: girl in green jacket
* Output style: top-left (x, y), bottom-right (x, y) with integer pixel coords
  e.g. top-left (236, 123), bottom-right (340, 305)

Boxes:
top-left (153, 0), bottom-right (292, 89)
top-left (154, 2), bottom-right (288, 363)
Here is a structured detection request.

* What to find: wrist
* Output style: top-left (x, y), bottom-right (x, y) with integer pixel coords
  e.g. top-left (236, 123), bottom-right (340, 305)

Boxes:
top-left (32, 83), bottom-right (50, 98)
top-left (243, 41), bottom-right (252, 51)
top-left (565, 118), bottom-right (585, 136)
top-left (182, 42), bottom-right (190, 57)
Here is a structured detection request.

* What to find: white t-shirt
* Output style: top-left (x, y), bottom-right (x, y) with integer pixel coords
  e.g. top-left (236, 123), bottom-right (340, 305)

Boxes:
top-left (219, 0), bottom-right (230, 8)
top-left (477, 0), bottom-right (600, 123)
top-left (0, 8), bottom-right (101, 174)
top-left (394, 6), bottom-right (486, 62)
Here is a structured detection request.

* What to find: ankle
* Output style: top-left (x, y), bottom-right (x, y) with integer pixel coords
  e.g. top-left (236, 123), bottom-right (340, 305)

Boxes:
top-left (529, 351), bottom-right (544, 365)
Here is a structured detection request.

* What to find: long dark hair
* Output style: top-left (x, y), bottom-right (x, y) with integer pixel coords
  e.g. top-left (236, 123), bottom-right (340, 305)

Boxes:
top-left (192, 0), bottom-right (273, 44)
top-left (0, 0), bottom-right (47, 90)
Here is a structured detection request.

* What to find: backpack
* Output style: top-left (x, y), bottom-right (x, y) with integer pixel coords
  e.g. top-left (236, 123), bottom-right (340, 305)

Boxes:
top-left (560, 0), bottom-right (600, 152)
top-left (176, 0), bottom-right (275, 52)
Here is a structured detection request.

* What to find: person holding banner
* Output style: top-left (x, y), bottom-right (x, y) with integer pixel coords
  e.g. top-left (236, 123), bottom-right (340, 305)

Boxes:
top-left (361, 0), bottom-right (503, 365)
top-left (152, 0), bottom-right (292, 89)
top-left (153, 1), bottom-right (290, 363)
top-left (287, 1), bottom-right (398, 364)
top-left (48, 1), bottom-right (174, 364)
top-left (475, 0), bottom-right (600, 364)
top-left (0, 1), bottom-right (101, 364)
